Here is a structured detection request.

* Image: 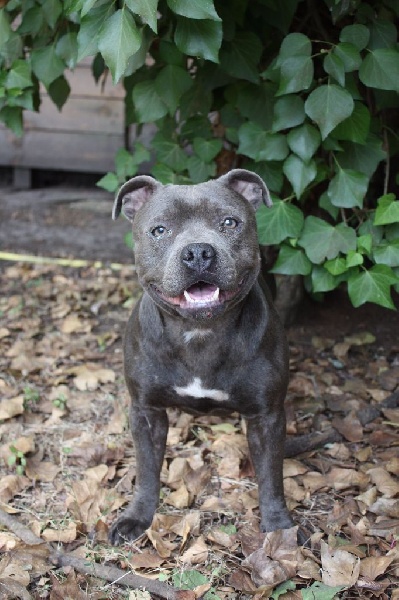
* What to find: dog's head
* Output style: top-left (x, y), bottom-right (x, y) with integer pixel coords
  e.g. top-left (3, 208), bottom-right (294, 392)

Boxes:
top-left (113, 169), bottom-right (271, 321)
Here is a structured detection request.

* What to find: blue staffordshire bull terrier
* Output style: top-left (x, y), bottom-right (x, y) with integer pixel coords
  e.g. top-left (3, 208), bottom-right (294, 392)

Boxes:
top-left (109, 169), bottom-right (293, 545)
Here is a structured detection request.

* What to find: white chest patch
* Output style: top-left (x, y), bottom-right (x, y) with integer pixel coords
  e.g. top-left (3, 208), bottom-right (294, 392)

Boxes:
top-left (173, 377), bottom-right (229, 402)
top-left (183, 329), bottom-right (213, 344)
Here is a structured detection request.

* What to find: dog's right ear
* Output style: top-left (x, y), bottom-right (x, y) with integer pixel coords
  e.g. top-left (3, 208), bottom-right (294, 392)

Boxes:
top-left (112, 176), bottom-right (160, 221)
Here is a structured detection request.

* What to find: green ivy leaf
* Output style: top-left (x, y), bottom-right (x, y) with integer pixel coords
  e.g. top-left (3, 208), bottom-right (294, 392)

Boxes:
top-left (319, 191), bottom-right (340, 219)
top-left (277, 55), bottom-right (314, 95)
top-left (132, 80), bottom-right (168, 122)
top-left (257, 201), bottom-right (304, 245)
top-left (6, 60), bottom-right (32, 89)
top-left (373, 240), bottom-right (399, 267)
top-left (368, 19), bottom-right (397, 50)
top-left (236, 82), bottom-right (275, 130)
top-left (155, 65), bottom-right (193, 114)
top-left (159, 40), bottom-right (185, 66)
top-left (47, 76), bottom-right (71, 111)
top-left (98, 8), bottom-right (142, 83)
top-left (324, 52), bottom-right (345, 87)
top-left (339, 24), bottom-right (370, 50)
top-left (152, 140), bottom-right (187, 171)
top-left (0, 106), bottom-right (23, 136)
top-left (56, 32), bottom-right (78, 69)
top-left (357, 234), bottom-right (373, 255)
top-left (220, 32), bottom-right (262, 83)
top-left (348, 265), bottom-right (398, 309)
top-left (298, 216), bottom-right (357, 263)
top-left (167, 0), bottom-right (220, 21)
top-left (346, 250), bottom-right (364, 268)
top-left (327, 168), bottom-right (369, 208)
top-left (81, 0), bottom-right (99, 17)
top-left (0, 9), bottom-right (12, 44)
top-left (324, 257), bottom-right (348, 275)
top-left (174, 17), bottom-right (222, 63)
top-left (96, 172), bottom-right (119, 192)
top-left (334, 42), bottom-right (362, 72)
top-left (305, 84), bottom-right (354, 140)
top-left (125, 0), bottom-right (158, 32)
top-left (271, 245), bottom-right (311, 275)
top-left (301, 582), bottom-right (345, 600)
top-left (43, 0), bottom-right (62, 28)
top-left (77, 3), bottom-right (115, 61)
top-left (193, 137), bottom-right (222, 162)
top-left (245, 160), bottom-right (284, 194)
top-left (332, 102), bottom-right (370, 144)
top-left (238, 122), bottom-right (289, 161)
top-left (374, 194), bottom-right (399, 225)
top-left (272, 95), bottom-right (305, 132)
top-left (151, 163), bottom-right (182, 184)
top-left (359, 48), bottom-right (399, 91)
top-left (311, 265), bottom-right (344, 292)
top-left (339, 136), bottom-right (385, 177)
top-left (276, 32), bottom-right (312, 64)
top-left (31, 46), bottom-right (65, 89)
top-left (283, 155), bottom-right (317, 199)
top-left (287, 124), bottom-right (321, 162)
top-left (187, 155), bottom-right (216, 183)
top-left (115, 148), bottom-right (137, 180)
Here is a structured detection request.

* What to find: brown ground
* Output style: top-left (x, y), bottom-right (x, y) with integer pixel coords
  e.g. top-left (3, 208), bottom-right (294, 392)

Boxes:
top-left (0, 186), bottom-right (398, 599)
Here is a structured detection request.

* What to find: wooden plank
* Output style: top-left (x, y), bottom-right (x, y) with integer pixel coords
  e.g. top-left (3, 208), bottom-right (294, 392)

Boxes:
top-left (0, 129), bottom-right (124, 172)
top-left (24, 95), bottom-right (124, 134)
top-left (64, 64), bottom-right (125, 99)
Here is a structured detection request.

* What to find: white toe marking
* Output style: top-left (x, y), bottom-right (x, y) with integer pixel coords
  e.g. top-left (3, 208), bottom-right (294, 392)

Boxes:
top-left (183, 329), bottom-right (213, 344)
top-left (174, 377), bottom-right (229, 402)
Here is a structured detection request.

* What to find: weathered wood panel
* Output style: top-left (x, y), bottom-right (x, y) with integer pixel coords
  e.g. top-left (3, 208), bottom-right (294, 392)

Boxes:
top-left (0, 61), bottom-right (126, 174)
top-left (0, 128), bottom-right (123, 172)
top-left (24, 95), bottom-right (124, 134)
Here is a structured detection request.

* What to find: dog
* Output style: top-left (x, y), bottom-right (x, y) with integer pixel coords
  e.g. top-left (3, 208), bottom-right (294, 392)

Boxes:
top-left (109, 169), bottom-right (293, 545)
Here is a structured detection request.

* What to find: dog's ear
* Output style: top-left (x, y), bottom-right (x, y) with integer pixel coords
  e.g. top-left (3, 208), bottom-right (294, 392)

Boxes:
top-left (218, 169), bottom-right (272, 210)
top-left (112, 176), bottom-right (161, 221)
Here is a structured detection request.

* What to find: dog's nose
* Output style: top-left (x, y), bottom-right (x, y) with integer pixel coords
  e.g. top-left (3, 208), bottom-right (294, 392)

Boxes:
top-left (181, 243), bottom-right (216, 273)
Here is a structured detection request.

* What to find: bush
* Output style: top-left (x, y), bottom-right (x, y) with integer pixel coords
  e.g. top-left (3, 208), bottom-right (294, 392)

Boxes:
top-left (1, 0), bottom-right (399, 308)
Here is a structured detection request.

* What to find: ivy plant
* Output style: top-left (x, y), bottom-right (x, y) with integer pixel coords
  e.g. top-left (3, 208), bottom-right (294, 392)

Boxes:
top-left (1, 0), bottom-right (399, 308)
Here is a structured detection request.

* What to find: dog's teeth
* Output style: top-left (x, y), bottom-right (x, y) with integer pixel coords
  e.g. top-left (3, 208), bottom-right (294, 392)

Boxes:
top-left (183, 287), bottom-right (220, 304)
top-left (184, 290), bottom-right (194, 303)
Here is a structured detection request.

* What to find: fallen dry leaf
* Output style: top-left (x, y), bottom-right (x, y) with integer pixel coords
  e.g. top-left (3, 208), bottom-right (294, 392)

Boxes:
top-left (72, 364), bottom-right (115, 390)
top-left (320, 540), bottom-right (360, 586)
top-left (327, 467), bottom-right (369, 491)
top-left (243, 527), bottom-right (301, 587)
top-left (367, 467), bottom-right (399, 498)
top-left (0, 395), bottom-right (24, 420)
top-left (359, 555), bottom-right (394, 580)
top-left (180, 535), bottom-right (208, 564)
top-left (42, 521), bottom-right (77, 543)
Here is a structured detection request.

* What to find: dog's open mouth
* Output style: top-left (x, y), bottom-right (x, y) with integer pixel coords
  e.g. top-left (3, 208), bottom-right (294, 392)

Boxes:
top-left (152, 281), bottom-right (242, 309)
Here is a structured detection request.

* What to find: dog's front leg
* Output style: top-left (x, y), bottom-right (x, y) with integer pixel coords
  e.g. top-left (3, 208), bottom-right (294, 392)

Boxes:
top-left (109, 406), bottom-right (168, 545)
top-left (246, 410), bottom-right (293, 532)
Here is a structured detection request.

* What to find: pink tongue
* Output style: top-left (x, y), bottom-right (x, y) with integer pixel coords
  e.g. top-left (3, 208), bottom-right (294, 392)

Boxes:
top-left (186, 283), bottom-right (217, 300)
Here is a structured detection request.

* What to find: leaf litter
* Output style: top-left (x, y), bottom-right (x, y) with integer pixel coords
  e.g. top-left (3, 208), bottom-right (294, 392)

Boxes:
top-left (0, 261), bottom-right (398, 599)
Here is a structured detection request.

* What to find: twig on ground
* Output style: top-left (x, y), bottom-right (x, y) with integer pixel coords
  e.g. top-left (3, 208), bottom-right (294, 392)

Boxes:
top-left (0, 508), bottom-right (195, 600)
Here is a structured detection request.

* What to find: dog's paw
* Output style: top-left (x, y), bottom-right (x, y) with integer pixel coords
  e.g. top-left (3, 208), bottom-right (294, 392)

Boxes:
top-left (108, 516), bottom-right (149, 546)
top-left (260, 510), bottom-right (294, 534)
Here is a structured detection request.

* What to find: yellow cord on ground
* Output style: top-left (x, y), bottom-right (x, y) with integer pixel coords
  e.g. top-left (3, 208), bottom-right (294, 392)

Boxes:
top-left (0, 251), bottom-right (128, 270)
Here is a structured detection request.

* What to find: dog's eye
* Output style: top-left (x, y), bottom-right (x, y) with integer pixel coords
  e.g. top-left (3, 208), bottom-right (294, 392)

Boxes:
top-left (151, 226), bottom-right (167, 238)
top-left (222, 217), bottom-right (239, 230)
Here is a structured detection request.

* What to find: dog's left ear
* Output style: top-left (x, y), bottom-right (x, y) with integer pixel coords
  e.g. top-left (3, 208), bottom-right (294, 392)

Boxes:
top-left (112, 176), bottom-right (161, 221)
top-left (218, 169), bottom-right (272, 210)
